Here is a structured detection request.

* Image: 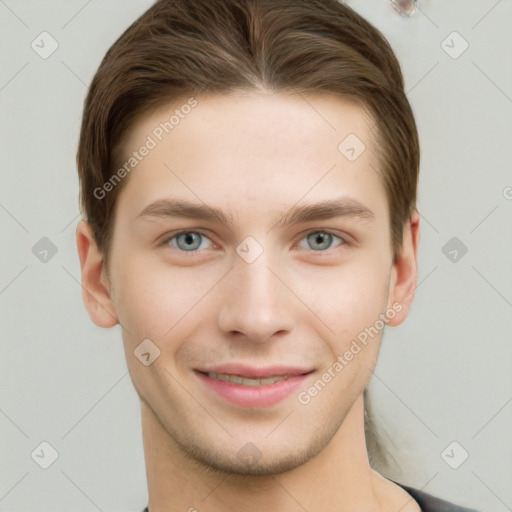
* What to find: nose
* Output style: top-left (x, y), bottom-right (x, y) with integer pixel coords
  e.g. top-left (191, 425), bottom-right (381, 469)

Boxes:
top-left (217, 251), bottom-right (295, 343)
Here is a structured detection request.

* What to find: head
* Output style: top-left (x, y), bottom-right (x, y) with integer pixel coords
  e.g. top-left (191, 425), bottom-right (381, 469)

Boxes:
top-left (76, 0), bottom-right (420, 476)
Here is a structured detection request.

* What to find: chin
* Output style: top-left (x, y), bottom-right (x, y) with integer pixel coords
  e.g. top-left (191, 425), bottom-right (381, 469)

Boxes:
top-left (174, 431), bottom-right (332, 477)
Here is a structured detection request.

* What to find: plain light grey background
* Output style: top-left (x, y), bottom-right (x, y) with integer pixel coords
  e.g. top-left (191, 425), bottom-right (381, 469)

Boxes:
top-left (1, 1), bottom-right (511, 510)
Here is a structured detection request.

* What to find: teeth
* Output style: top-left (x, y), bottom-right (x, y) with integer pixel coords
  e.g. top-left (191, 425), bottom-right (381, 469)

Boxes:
top-left (206, 372), bottom-right (288, 386)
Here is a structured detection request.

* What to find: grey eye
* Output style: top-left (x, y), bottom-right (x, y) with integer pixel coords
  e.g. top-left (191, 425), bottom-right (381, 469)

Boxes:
top-left (304, 232), bottom-right (338, 251)
top-left (171, 231), bottom-right (203, 251)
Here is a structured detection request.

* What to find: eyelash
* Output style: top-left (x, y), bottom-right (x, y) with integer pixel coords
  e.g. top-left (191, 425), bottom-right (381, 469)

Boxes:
top-left (160, 229), bottom-right (349, 254)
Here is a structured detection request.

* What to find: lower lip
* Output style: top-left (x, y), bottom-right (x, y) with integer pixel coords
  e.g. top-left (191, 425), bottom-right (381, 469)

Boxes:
top-left (195, 371), bottom-right (311, 408)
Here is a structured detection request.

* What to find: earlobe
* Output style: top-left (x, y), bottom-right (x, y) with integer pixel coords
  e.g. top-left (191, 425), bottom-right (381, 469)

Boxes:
top-left (386, 210), bottom-right (420, 327)
top-left (76, 220), bottom-right (119, 328)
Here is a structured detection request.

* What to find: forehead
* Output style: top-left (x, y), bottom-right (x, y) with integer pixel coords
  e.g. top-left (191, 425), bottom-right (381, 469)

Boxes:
top-left (115, 91), bottom-right (387, 226)
top-left (123, 90), bottom-right (374, 161)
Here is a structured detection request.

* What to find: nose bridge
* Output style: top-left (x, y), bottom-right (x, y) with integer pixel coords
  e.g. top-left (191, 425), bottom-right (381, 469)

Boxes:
top-left (217, 249), bottom-right (293, 341)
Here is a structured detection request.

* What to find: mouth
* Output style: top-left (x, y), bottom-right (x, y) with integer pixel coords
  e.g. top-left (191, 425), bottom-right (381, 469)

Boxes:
top-left (194, 365), bottom-right (314, 407)
top-left (204, 372), bottom-right (292, 386)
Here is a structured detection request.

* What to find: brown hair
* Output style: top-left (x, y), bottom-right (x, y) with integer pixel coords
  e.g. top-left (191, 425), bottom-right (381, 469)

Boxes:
top-left (77, 0), bottom-right (419, 267)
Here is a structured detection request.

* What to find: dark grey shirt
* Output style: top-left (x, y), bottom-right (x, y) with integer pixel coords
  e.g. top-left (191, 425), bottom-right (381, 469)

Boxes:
top-left (397, 482), bottom-right (479, 511)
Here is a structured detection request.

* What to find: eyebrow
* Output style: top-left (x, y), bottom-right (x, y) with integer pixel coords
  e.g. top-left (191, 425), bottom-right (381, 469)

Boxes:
top-left (136, 197), bottom-right (375, 227)
top-left (137, 199), bottom-right (231, 224)
top-left (273, 198), bottom-right (375, 228)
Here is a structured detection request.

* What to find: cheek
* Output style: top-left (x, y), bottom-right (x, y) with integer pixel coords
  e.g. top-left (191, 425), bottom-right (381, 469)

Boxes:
top-left (305, 264), bottom-right (388, 400)
top-left (299, 260), bottom-right (389, 336)
top-left (110, 256), bottom-right (221, 342)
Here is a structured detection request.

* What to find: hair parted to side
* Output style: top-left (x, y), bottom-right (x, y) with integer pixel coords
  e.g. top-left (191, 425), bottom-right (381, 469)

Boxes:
top-left (77, 0), bottom-right (419, 269)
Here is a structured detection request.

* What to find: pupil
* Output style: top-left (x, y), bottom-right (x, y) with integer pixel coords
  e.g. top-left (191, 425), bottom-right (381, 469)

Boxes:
top-left (178, 232), bottom-right (200, 250)
top-left (310, 232), bottom-right (331, 250)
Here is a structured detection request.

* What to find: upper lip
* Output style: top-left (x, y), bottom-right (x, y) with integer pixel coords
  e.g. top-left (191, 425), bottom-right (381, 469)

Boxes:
top-left (196, 364), bottom-right (314, 379)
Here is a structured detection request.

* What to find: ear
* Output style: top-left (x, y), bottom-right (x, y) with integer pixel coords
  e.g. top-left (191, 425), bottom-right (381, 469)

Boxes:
top-left (385, 209), bottom-right (420, 326)
top-left (76, 220), bottom-right (119, 328)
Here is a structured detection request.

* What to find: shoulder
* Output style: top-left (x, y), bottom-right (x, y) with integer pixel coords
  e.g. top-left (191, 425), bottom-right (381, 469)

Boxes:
top-left (397, 482), bottom-right (481, 512)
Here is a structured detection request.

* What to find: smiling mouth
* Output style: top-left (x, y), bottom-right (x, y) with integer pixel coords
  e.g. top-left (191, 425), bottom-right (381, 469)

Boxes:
top-left (196, 368), bottom-right (314, 407)
top-left (205, 372), bottom-right (290, 386)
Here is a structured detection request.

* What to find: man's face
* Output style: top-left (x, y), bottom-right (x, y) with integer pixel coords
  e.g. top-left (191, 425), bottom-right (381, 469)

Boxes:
top-left (102, 91), bottom-right (401, 474)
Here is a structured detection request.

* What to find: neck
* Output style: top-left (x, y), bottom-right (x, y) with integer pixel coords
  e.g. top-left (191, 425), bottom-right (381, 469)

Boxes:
top-left (141, 395), bottom-right (396, 512)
